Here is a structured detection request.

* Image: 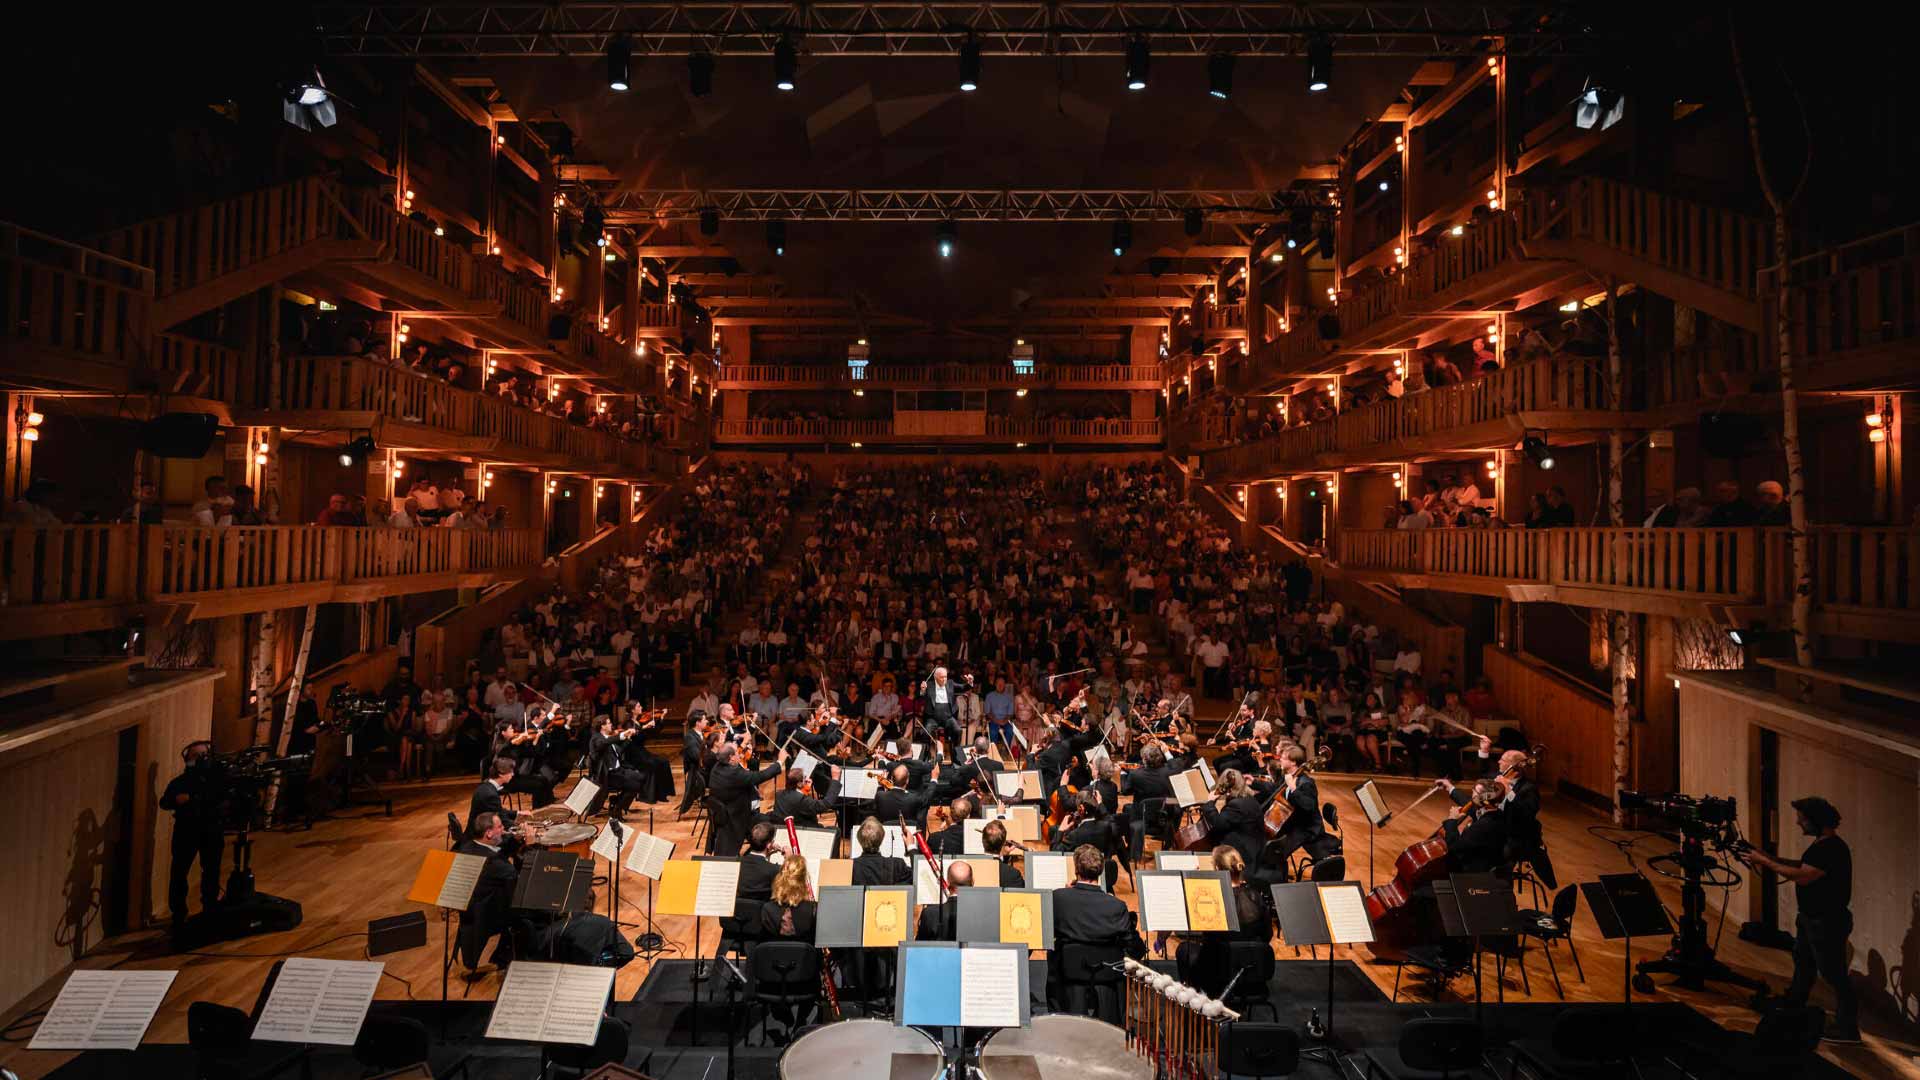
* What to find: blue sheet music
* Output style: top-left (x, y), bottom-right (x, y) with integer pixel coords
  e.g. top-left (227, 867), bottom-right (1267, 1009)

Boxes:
top-left (898, 946), bottom-right (962, 1027)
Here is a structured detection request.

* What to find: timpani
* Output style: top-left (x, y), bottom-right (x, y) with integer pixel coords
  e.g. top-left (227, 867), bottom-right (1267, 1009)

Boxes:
top-left (978, 1015), bottom-right (1151, 1080)
top-left (779, 1018), bottom-right (946, 1079)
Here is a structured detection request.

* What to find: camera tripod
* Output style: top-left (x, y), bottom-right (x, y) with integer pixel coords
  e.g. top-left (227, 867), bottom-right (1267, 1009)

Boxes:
top-left (331, 711), bottom-right (393, 817)
top-left (1633, 831), bottom-right (1767, 996)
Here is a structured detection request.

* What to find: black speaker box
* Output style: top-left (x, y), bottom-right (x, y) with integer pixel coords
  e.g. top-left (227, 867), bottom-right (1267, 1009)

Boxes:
top-left (369, 911), bottom-right (429, 956)
top-left (174, 893), bottom-right (304, 949)
top-left (138, 412), bottom-right (220, 459)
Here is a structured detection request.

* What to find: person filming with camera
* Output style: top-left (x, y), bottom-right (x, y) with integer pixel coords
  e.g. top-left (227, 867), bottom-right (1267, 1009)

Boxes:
top-left (1735, 795), bottom-right (1858, 1044)
top-left (162, 740), bottom-right (228, 934)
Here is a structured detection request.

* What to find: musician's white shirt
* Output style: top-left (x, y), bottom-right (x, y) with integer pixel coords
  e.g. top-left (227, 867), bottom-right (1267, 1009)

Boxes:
top-left (933, 682), bottom-right (950, 704)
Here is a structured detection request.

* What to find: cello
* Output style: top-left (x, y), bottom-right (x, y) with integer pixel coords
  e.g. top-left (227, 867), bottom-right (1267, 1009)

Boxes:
top-left (1261, 745), bottom-right (1332, 838)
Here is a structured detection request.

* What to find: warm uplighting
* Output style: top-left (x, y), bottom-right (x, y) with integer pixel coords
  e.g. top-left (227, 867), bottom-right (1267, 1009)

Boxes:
top-left (1867, 412), bottom-right (1887, 442)
top-left (1559, 301), bottom-right (1580, 312)
top-left (22, 428), bottom-right (38, 442)
top-left (1450, 224), bottom-right (1465, 237)
top-left (1865, 413), bottom-right (1885, 428)
top-left (1015, 388), bottom-right (1029, 397)
top-left (392, 461), bottom-right (406, 478)
top-left (851, 441), bottom-right (863, 449)
top-left (1235, 488), bottom-right (1247, 504)
top-left (634, 343), bottom-right (647, 357)
top-left (26, 411), bottom-right (45, 427)
top-left (1869, 428), bottom-right (1886, 444)
top-left (853, 389), bottom-right (865, 397)
top-left (491, 244), bottom-right (501, 255)
top-left (1016, 442), bottom-right (1028, 449)
top-left (1269, 252), bottom-right (1283, 263)
top-left (547, 480), bottom-right (558, 494)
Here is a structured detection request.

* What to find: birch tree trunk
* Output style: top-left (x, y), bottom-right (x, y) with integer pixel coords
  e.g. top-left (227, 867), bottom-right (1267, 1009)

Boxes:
top-left (1731, 25), bottom-right (1816, 689)
top-left (1606, 281), bottom-right (1631, 824)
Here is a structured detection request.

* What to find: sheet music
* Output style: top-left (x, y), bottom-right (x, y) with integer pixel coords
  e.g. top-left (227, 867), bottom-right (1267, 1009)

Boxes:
top-left (993, 771), bottom-right (1022, 799)
top-left (1170, 769), bottom-right (1207, 807)
top-left (1155, 851), bottom-right (1208, 871)
top-left (485, 961), bottom-right (617, 1046)
top-left (794, 827), bottom-right (837, 861)
top-left (912, 856), bottom-right (943, 902)
top-left (1196, 758), bottom-right (1215, 792)
top-left (589, 824), bottom-right (631, 864)
top-left (963, 817), bottom-right (989, 854)
top-left (958, 948), bottom-right (1021, 1027)
top-left (791, 749), bottom-right (821, 777)
top-left (29, 970), bottom-right (176, 1050)
top-left (1026, 852), bottom-right (1071, 891)
top-left (562, 779), bottom-right (600, 817)
top-left (693, 859), bottom-right (742, 917)
top-left (865, 725), bottom-right (886, 749)
top-left (251, 958), bottom-right (383, 1046)
top-left (911, 742), bottom-right (925, 760)
top-left (880, 824), bottom-right (911, 860)
top-left (1317, 884), bottom-right (1376, 944)
top-left (1084, 743), bottom-right (1113, 775)
top-left (885, 741), bottom-right (899, 757)
top-left (433, 852), bottom-right (485, 909)
top-left (1354, 780), bottom-right (1390, 827)
top-left (842, 768), bottom-right (881, 801)
top-left (1138, 874), bottom-right (1189, 932)
top-left (622, 832), bottom-right (675, 879)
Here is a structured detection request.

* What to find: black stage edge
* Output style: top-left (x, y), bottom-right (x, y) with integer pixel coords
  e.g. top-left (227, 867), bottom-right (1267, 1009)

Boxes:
top-left (43, 960), bottom-right (1858, 1080)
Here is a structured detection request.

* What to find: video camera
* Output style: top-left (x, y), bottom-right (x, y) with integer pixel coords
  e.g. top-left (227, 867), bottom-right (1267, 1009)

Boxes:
top-left (196, 747), bottom-right (314, 830)
top-left (324, 685), bottom-right (389, 733)
top-left (1620, 790), bottom-right (1743, 847)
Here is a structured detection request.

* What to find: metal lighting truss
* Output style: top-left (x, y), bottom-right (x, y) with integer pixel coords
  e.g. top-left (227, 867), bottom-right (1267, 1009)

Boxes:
top-left (318, 3), bottom-right (1601, 59)
top-left (590, 188), bottom-right (1322, 223)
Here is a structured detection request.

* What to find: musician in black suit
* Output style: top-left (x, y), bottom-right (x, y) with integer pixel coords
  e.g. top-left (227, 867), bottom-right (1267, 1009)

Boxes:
top-left (1203, 769), bottom-right (1269, 870)
top-left (874, 762), bottom-right (937, 828)
top-left (1267, 745), bottom-right (1331, 879)
top-left (980, 820), bottom-right (1025, 886)
top-left (851, 817), bottom-right (911, 885)
top-left (914, 860), bottom-right (972, 941)
top-left (587, 716), bottom-right (647, 818)
top-left (919, 667), bottom-right (970, 746)
top-left (1121, 743), bottom-right (1176, 864)
top-left (1440, 740), bottom-right (1551, 887)
top-left (1034, 716), bottom-right (1103, 797)
top-left (676, 716), bottom-right (711, 814)
top-left (925, 798), bottom-right (973, 856)
top-left (706, 743), bottom-right (786, 854)
top-left (611, 659), bottom-right (649, 707)
top-left (455, 811), bottom-right (526, 967)
top-left (772, 767), bottom-right (836, 828)
top-left (1439, 782), bottom-right (1509, 874)
top-left (1050, 844), bottom-right (1147, 1010)
top-left (467, 758), bottom-right (520, 833)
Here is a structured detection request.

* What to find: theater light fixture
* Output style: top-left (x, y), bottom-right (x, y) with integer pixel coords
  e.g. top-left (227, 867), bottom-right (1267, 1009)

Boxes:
top-left (958, 34), bottom-right (981, 91)
top-left (1111, 219), bottom-right (1132, 257)
top-left (1306, 34), bottom-right (1332, 92)
top-left (283, 69), bottom-right (340, 130)
top-left (339, 435), bottom-right (376, 468)
top-left (774, 33), bottom-right (798, 91)
top-left (1522, 433), bottom-right (1556, 470)
top-left (688, 51), bottom-right (714, 97)
top-left (1125, 35), bottom-right (1151, 90)
top-left (1575, 80), bottom-right (1625, 131)
top-left (607, 34), bottom-right (632, 91)
top-left (1208, 53), bottom-right (1234, 99)
top-left (936, 220), bottom-right (958, 258)
top-left (699, 207), bottom-right (721, 237)
top-left (767, 220), bottom-right (786, 256)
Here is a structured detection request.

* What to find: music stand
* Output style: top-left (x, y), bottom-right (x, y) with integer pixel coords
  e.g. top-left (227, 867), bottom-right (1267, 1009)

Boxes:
top-left (1435, 873), bottom-right (1520, 1026)
top-left (1582, 873), bottom-right (1673, 1011)
top-left (1271, 881), bottom-right (1375, 1056)
top-left (1351, 780), bottom-right (1391, 891)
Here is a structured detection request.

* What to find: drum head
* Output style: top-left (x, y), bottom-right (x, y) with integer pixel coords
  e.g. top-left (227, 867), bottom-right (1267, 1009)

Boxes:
top-left (779, 1018), bottom-right (944, 1079)
top-left (979, 1015), bottom-right (1151, 1079)
top-left (540, 823), bottom-right (598, 846)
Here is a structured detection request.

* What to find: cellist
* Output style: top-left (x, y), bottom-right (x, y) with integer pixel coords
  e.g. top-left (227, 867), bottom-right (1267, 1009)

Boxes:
top-left (1439, 781), bottom-right (1509, 874)
top-left (1267, 745), bottom-right (1336, 880)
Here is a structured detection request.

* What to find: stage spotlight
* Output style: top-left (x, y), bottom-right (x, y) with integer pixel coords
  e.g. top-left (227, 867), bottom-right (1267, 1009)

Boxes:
top-left (1727, 629), bottom-right (1745, 647)
top-left (1147, 256), bottom-right (1170, 277)
top-left (767, 220), bottom-right (787, 256)
top-left (1315, 222), bottom-right (1335, 257)
top-left (700, 208), bottom-right (721, 237)
top-left (1522, 434), bottom-right (1556, 470)
top-left (1184, 208), bottom-right (1205, 238)
top-left (1111, 220), bottom-right (1132, 257)
top-left (774, 33), bottom-right (798, 91)
top-left (688, 52), bottom-right (714, 97)
top-left (1208, 53), bottom-right (1235, 99)
top-left (1125, 35), bottom-right (1151, 91)
top-left (582, 204), bottom-right (606, 248)
top-left (1307, 34), bottom-right (1332, 92)
top-left (936, 220), bottom-right (958, 258)
top-left (1288, 205), bottom-right (1313, 249)
top-left (1575, 81), bottom-right (1626, 131)
top-left (959, 34), bottom-right (981, 92)
top-left (339, 435), bottom-right (376, 468)
top-left (607, 34), bottom-right (632, 91)
top-left (282, 69), bottom-right (340, 130)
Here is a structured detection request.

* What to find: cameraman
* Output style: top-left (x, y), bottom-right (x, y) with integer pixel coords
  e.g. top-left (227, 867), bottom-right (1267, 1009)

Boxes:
top-left (161, 741), bottom-right (227, 931)
top-left (1736, 796), bottom-right (1858, 1044)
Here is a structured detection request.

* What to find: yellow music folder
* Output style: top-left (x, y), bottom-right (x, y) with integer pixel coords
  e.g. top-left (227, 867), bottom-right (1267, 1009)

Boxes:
top-left (656, 860), bottom-right (702, 916)
top-left (815, 858), bottom-right (854, 888)
top-left (863, 888), bottom-right (911, 947)
top-left (406, 850), bottom-right (456, 906)
top-left (1183, 875), bottom-right (1230, 932)
top-left (999, 891), bottom-right (1046, 951)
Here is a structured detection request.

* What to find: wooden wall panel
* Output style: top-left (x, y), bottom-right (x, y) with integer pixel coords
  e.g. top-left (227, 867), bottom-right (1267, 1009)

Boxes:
top-left (1676, 681), bottom-right (1759, 919)
top-left (1482, 645), bottom-right (1614, 801)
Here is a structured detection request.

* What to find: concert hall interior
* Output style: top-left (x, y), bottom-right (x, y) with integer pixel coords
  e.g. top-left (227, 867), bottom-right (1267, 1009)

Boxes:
top-left (3, 4), bottom-right (1919, 1078)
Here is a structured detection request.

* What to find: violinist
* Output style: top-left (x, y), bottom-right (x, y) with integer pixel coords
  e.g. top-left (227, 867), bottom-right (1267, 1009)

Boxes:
top-left (1215, 718), bottom-right (1272, 776)
top-left (1091, 759), bottom-right (1122, 819)
top-left (1269, 745), bottom-right (1334, 879)
top-left (588, 714), bottom-right (647, 818)
top-left (623, 706), bottom-right (675, 804)
top-left (708, 742), bottom-right (788, 856)
top-left (773, 766), bottom-right (837, 828)
top-left (1202, 769), bottom-right (1267, 869)
top-left (926, 797), bottom-right (973, 856)
top-left (980, 820), bottom-right (1026, 887)
top-left (1050, 790), bottom-right (1112, 867)
top-left (1439, 781), bottom-right (1508, 874)
top-left (1034, 691), bottom-right (1101, 796)
top-left (675, 715), bottom-right (711, 815)
top-left (874, 762), bottom-right (936, 827)
top-left (851, 816), bottom-right (910, 886)
top-left (1121, 743), bottom-right (1177, 866)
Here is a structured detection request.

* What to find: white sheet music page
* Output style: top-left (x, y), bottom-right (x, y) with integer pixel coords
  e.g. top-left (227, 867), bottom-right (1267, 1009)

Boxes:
top-left (590, 824), bottom-right (631, 864)
top-left (958, 948), bottom-right (1021, 1027)
top-left (795, 827), bottom-right (837, 861)
top-left (880, 824), bottom-right (911, 860)
top-left (29, 970), bottom-right (177, 1051)
top-left (791, 749), bottom-right (821, 777)
top-left (912, 855), bottom-right (942, 902)
top-left (623, 832), bottom-right (675, 879)
top-left (487, 962), bottom-right (563, 1043)
top-left (993, 771), bottom-right (1022, 799)
top-left (1026, 852), bottom-right (1071, 891)
top-left (1317, 884), bottom-right (1377, 944)
top-left (542, 965), bottom-right (617, 1045)
top-left (962, 818), bottom-right (990, 854)
top-left (251, 958), bottom-right (383, 1046)
top-left (693, 859), bottom-right (742, 917)
top-left (1197, 758), bottom-right (1215, 792)
top-left (1170, 770), bottom-right (1205, 807)
top-left (436, 852), bottom-right (486, 909)
top-left (842, 768), bottom-right (880, 801)
top-left (562, 779), bottom-right (600, 817)
top-left (1137, 874), bottom-right (1190, 932)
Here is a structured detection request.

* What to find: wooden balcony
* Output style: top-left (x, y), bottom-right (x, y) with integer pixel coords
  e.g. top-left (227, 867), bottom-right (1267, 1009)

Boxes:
top-left (0, 223), bottom-right (153, 391)
top-left (0, 524), bottom-right (545, 638)
top-left (1766, 527), bottom-right (1920, 643)
top-left (244, 354), bottom-right (664, 476)
top-left (1762, 224), bottom-right (1920, 390)
top-left (711, 417), bottom-right (1162, 446)
top-left (714, 363), bottom-right (1163, 391)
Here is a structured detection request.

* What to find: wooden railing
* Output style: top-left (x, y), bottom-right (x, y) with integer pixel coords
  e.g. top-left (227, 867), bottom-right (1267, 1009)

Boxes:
top-left (151, 333), bottom-right (241, 401)
top-left (712, 419), bottom-right (892, 440)
top-left (986, 417), bottom-right (1163, 440)
top-left (566, 322), bottom-right (654, 391)
top-left (0, 222), bottom-right (153, 374)
top-left (2, 525), bottom-right (139, 608)
top-left (470, 260), bottom-right (549, 343)
top-left (1764, 226), bottom-right (1920, 370)
top-left (96, 177), bottom-right (344, 299)
top-left (268, 354), bottom-right (659, 473)
top-left (1766, 526), bottom-right (1919, 614)
top-left (1339, 527), bottom-right (1762, 601)
top-left (717, 363), bottom-right (1163, 388)
top-left (1202, 307), bottom-right (1246, 333)
top-left (1563, 177), bottom-right (1769, 300)
top-left (633, 303), bottom-right (679, 330)
top-left (345, 188), bottom-right (471, 296)
top-left (712, 417), bottom-right (1162, 441)
top-left (150, 525), bottom-right (543, 600)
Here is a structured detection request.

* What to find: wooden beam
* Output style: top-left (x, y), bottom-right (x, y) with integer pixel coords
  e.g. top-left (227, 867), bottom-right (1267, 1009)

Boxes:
top-left (558, 164), bottom-right (620, 182)
top-left (1408, 64), bottom-right (1492, 130)
top-left (1145, 245), bottom-right (1250, 259)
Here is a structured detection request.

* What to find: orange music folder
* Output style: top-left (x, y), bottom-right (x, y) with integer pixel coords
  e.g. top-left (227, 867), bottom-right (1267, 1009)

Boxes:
top-left (815, 858), bottom-right (853, 888)
top-left (999, 891), bottom-right (1046, 951)
top-left (656, 860), bottom-right (701, 916)
top-left (406, 850), bottom-right (456, 906)
top-left (863, 887), bottom-right (911, 947)
top-left (1183, 875), bottom-right (1230, 932)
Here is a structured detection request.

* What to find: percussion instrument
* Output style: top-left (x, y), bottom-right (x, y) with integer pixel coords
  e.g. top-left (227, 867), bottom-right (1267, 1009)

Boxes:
top-left (1118, 962), bottom-right (1236, 1080)
top-left (530, 822), bottom-right (598, 858)
top-left (523, 804), bottom-right (574, 827)
top-left (778, 1019), bottom-right (944, 1080)
top-left (980, 1015), bottom-right (1153, 1079)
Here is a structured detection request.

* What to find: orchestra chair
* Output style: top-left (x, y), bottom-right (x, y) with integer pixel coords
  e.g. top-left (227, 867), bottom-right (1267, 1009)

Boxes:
top-left (1218, 1021), bottom-right (1301, 1078)
top-left (540, 1016), bottom-right (635, 1080)
top-left (1223, 940), bottom-right (1279, 1021)
top-left (351, 1014), bottom-right (433, 1076)
top-left (1054, 942), bottom-right (1126, 1024)
top-left (1503, 1005), bottom-right (1659, 1079)
top-left (697, 795), bottom-right (731, 855)
top-left (1284, 804), bottom-right (1342, 881)
top-left (1351, 1016), bottom-right (1491, 1079)
top-left (1667, 1005), bottom-right (1826, 1079)
top-left (745, 941), bottom-right (823, 1045)
top-left (1128, 797), bottom-right (1171, 867)
top-left (1390, 944), bottom-right (1473, 1003)
top-left (717, 898), bottom-right (767, 961)
top-left (186, 1001), bottom-right (305, 1080)
top-left (1513, 886), bottom-right (1585, 999)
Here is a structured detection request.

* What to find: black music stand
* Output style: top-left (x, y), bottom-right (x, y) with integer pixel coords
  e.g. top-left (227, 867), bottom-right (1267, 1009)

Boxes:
top-left (1351, 780), bottom-right (1391, 892)
top-left (1271, 880), bottom-right (1375, 1057)
top-left (1582, 872), bottom-right (1673, 1011)
top-left (1434, 873), bottom-right (1520, 1026)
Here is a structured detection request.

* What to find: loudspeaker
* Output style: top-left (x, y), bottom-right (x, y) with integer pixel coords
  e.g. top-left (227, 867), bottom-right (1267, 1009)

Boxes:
top-left (138, 413), bottom-right (219, 459)
top-left (174, 893), bottom-right (304, 950)
top-left (368, 911), bottom-right (429, 957)
top-left (1316, 314), bottom-right (1342, 341)
top-left (1700, 412), bottom-right (1765, 458)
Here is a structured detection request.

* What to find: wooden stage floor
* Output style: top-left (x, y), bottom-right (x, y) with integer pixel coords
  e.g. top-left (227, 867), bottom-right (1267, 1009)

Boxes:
top-left (2, 761), bottom-right (1913, 1079)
